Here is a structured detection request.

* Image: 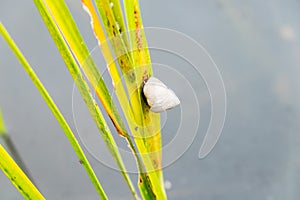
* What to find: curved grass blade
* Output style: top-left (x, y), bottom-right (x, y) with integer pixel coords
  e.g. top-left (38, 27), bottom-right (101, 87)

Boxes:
top-left (0, 144), bottom-right (45, 200)
top-left (33, 1), bottom-right (139, 199)
top-left (0, 22), bottom-right (108, 200)
top-left (44, 0), bottom-right (128, 139)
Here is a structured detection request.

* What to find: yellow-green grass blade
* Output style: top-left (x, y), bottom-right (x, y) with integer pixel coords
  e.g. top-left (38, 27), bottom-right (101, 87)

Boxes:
top-left (96, 0), bottom-right (162, 159)
top-left (81, 0), bottom-right (132, 119)
top-left (81, 1), bottom-right (159, 199)
top-left (0, 22), bottom-right (108, 200)
top-left (0, 108), bottom-right (36, 185)
top-left (0, 144), bottom-right (45, 200)
top-left (42, 0), bottom-right (156, 197)
top-left (105, 0), bottom-right (131, 56)
top-left (44, 0), bottom-right (128, 139)
top-left (94, 0), bottom-right (140, 153)
top-left (95, 0), bottom-right (134, 72)
top-left (123, 0), bottom-right (165, 197)
top-left (94, 0), bottom-right (143, 128)
top-left (94, 0), bottom-right (145, 137)
top-left (94, 0), bottom-right (166, 198)
top-left (123, 0), bottom-right (152, 71)
top-left (0, 107), bottom-right (6, 136)
top-left (123, 0), bottom-right (163, 167)
top-left (33, 1), bottom-right (140, 199)
top-left (94, 1), bottom-right (143, 122)
top-left (81, 0), bottom-right (135, 141)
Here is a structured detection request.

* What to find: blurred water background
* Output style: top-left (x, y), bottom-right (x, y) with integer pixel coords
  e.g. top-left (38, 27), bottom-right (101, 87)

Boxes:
top-left (1, 0), bottom-right (300, 199)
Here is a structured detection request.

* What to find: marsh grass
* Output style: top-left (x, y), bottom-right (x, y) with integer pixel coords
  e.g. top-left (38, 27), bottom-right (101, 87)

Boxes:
top-left (0, 0), bottom-right (166, 199)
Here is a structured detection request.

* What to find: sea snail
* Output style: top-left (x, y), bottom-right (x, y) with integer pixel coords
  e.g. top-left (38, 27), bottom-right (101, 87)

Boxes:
top-left (143, 77), bottom-right (180, 113)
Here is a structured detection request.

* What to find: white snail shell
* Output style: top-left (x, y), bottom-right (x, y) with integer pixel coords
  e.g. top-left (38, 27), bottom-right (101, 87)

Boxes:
top-left (143, 77), bottom-right (180, 113)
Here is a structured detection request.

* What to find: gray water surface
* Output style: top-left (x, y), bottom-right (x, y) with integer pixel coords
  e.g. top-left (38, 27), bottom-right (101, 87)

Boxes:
top-left (1, 0), bottom-right (300, 199)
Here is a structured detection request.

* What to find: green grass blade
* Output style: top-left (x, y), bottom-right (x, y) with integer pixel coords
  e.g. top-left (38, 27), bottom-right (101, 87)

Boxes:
top-left (81, 2), bottom-right (158, 199)
top-left (0, 144), bottom-right (45, 200)
top-left (0, 108), bottom-right (36, 185)
top-left (94, 0), bottom-right (166, 198)
top-left (44, 0), bottom-right (129, 139)
top-left (123, 0), bottom-right (152, 70)
top-left (43, 0), bottom-right (158, 198)
top-left (0, 22), bottom-right (108, 200)
top-left (32, 1), bottom-right (139, 199)
top-left (1, 134), bottom-right (36, 186)
top-left (0, 107), bottom-right (6, 136)
top-left (94, 0), bottom-right (135, 76)
top-left (105, 0), bottom-right (131, 54)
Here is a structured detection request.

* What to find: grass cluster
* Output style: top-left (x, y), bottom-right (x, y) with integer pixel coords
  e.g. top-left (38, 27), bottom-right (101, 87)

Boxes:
top-left (0, 0), bottom-right (166, 199)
